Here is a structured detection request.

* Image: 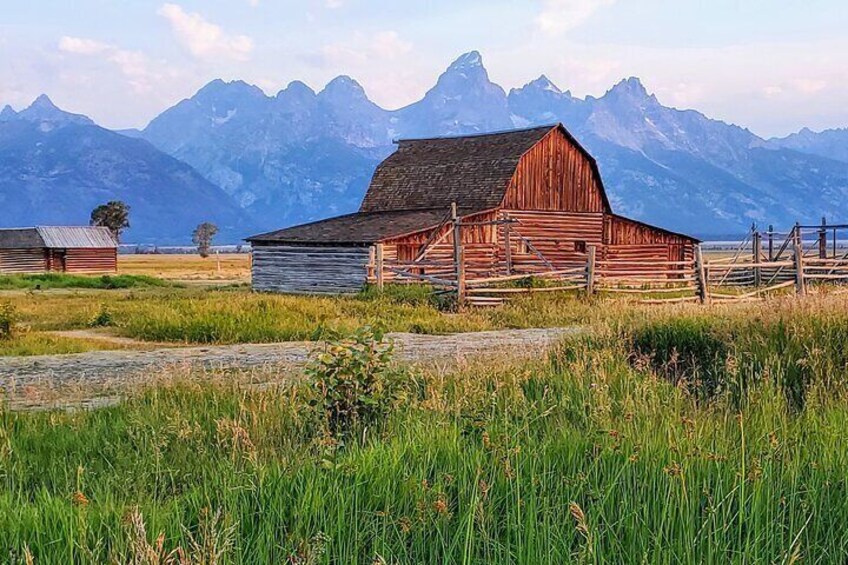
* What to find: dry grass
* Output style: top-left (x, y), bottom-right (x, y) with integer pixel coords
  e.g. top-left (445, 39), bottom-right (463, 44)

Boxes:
top-left (118, 254), bottom-right (250, 282)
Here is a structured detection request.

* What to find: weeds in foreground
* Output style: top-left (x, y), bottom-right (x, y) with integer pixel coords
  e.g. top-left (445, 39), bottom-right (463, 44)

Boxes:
top-left (0, 301), bottom-right (14, 340)
top-left (4, 297), bottom-right (848, 562)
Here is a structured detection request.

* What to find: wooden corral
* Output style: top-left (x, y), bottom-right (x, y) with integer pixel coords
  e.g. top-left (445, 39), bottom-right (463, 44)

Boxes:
top-left (0, 227), bottom-right (118, 274)
top-left (248, 124), bottom-right (699, 295)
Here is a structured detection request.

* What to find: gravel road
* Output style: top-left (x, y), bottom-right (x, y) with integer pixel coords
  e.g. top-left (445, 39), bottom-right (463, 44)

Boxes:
top-left (0, 328), bottom-right (579, 408)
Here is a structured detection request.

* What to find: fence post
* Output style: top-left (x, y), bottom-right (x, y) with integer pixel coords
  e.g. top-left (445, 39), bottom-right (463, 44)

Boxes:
top-left (793, 225), bottom-right (806, 296)
top-left (752, 227), bottom-right (762, 287)
top-left (695, 245), bottom-right (710, 305)
top-left (375, 243), bottom-right (385, 291)
top-left (452, 203), bottom-right (466, 308)
top-left (503, 214), bottom-right (513, 275)
top-left (586, 245), bottom-right (596, 295)
top-left (819, 217), bottom-right (827, 259)
top-left (767, 224), bottom-right (774, 261)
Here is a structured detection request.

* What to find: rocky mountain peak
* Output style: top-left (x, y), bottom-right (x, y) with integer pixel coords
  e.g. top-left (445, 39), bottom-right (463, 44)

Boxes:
top-left (320, 75), bottom-right (369, 102)
top-left (603, 77), bottom-right (654, 104)
top-left (448, 50), bottom-right (483, 71)
top-left (527, 75), bottom-right (565, 95)
top-left (0, 105), bottom-right (17, 121)
top-left (16, 94), bottom-right (95, 126)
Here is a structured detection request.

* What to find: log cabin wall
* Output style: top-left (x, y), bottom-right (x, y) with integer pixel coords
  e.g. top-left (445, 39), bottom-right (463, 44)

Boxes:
top-left (252, 244), bottom-right (371, 294)
top-left (503, 211), bottom-right (603, 272)
top-left (503, 129), bottom-right (607, 213)
top-left (0, 249), bottom-right (48, 273)
top-left (381, 210), bottom-right (499, 280)
top-left (603, 215), bottom-right (696, 276)
top-left (64, 248), bottom-right (118, 273)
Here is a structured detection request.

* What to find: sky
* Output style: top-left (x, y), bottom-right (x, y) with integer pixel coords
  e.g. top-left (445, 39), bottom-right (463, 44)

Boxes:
top-left (1, 0), bottom-right (847, 138)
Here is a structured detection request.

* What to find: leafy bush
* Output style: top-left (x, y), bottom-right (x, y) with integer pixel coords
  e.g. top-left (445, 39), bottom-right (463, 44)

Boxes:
top-left (0, 302), bottom-right (14, 340)
top-left (89, 305), bottom-right (114, 328)
top-left (306, 326), bottom-right (400, 437)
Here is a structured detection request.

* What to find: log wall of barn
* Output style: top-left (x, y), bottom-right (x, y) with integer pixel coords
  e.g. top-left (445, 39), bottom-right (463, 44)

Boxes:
top-left (64, 248), bottom-right (118, 273)
top-left (381, 211), bottom-right (499, 280)
top-left (0, 249), bottom-right (47, 273)
top-left (604, 215), bottom-right (695, 263)
top-left (252, 244), bottom-right (370, 294)
top-left (503, 130), bottom-right (607, 213)
top-left (503, 210), bottom-right (603, 272)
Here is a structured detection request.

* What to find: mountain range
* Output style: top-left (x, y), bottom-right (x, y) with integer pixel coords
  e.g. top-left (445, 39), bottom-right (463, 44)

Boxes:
top-left (2, 51), bottom-right (848, 242)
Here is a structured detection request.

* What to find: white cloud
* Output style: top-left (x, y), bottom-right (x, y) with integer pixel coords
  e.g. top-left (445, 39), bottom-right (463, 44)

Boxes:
top-left (325, 0), bottom-right (344, 8)
top-left (536, 0), bottom-right (616, 35)
top-left (57, 36), bottom-right (172, 94)
top-left (157, 3), bottom-right (254, 61)
top-left (792, 78), bottom-right (827, 95)
top-left (59, 36), bottom-right (111, 55)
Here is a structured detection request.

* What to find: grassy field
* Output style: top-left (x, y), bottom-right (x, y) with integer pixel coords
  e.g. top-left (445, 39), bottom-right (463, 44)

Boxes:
top-left (118, 253), bottom-right (251, 282)
top-left (2, 296), bottom-right (848, 562)
top-left (0, 278), bottom-right (606, 355)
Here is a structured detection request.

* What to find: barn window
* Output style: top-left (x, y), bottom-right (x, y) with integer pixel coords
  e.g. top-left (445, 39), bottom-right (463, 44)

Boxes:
top-left (574, 240), bottom-right (587, 253)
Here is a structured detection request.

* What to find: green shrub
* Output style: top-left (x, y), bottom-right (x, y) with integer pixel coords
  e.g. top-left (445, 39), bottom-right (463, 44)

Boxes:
top-left (306, 326), bottom-right (400, 438)
top-left (0, 302), bottom-right (14, 340)
top-left (89, 305), bottom-right (115, 328)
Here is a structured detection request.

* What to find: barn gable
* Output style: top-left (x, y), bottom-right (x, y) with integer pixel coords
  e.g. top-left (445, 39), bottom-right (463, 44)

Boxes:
top-left (503, 126), bottom-right (610, 213)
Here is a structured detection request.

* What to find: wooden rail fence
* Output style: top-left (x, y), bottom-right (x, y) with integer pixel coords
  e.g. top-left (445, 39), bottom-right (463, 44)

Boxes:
top-left (367, 216), bottom-right (848, 308)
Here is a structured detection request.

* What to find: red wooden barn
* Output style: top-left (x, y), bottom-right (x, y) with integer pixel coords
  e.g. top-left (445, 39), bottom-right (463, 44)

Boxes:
top-left (248, 124), bottom-right (698, 293)
top-left (0, 226), bottom-right (118, 274)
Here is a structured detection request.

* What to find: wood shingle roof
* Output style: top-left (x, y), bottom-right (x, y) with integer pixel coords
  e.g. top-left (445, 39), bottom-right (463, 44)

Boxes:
top-left (248, 209), bottom-right (451, 245)
top-left (360, 125), bottom-right (553, 213)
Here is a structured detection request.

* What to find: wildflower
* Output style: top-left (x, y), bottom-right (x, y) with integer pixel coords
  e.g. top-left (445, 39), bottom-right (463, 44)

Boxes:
top-left (478, 479), bottom-right (490, 500)
top-left (433, 497), bottom-right (449, 515)
top-left (664, 461), bottom-right (683, 477)
top-left (72, 490), bottom-right (90, 506)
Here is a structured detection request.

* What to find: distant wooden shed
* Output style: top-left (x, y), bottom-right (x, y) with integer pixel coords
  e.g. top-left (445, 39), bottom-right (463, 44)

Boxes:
top-left (247, 124), bottom-right (698, 294)
top-left (0, 226), bottom-right (118, 274)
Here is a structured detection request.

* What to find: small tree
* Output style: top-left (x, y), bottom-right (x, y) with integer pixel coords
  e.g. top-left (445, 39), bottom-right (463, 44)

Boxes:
top-left (193, 222), bottom-right (219, 258)
top-left (90, 201), bottom-right (130, 242)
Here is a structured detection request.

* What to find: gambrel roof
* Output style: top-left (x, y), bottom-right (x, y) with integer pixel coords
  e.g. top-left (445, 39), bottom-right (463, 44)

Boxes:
top-left (360, 125), bottom-right (555, 213)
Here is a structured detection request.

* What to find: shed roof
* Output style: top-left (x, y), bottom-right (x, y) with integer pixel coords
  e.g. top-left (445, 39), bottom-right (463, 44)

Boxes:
top-left (0, 226), bottom-right (118, 249)
top-left (248, 209), bottom-right (452, 245)
top-left (360, 125), bottom-right (555, 214)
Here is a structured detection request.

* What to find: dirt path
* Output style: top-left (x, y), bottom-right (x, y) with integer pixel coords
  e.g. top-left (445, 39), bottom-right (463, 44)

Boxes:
top-left (0, 328), bottom-right (578, 408)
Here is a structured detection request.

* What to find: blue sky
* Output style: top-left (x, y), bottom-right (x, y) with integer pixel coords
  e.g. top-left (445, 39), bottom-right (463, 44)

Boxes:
top-left (2, 0), bottom-right (846, 137)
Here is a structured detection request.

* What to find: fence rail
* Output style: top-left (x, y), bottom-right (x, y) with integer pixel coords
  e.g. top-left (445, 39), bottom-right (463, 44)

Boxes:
top-left (368, 213), bottom-right (848, 308)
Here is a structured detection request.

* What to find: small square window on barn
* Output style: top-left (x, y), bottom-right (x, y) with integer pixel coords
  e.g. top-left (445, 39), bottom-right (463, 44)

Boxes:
top-left (574, 240), bottom-right (587, 253)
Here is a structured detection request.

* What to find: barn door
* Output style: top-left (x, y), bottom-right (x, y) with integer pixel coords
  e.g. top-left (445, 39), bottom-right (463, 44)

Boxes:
top-left (53, 250), bottom-right (67, 272)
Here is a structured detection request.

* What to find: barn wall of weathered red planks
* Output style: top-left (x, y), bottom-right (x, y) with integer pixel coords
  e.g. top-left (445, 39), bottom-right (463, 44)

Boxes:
top-left (503, 130), bottom-right (606, 213)
top-left (64, 248), bottom-right (118, 273)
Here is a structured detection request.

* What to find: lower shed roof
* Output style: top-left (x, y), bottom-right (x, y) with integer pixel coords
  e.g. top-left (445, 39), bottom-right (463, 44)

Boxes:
top-left (247, 209), bottom-right (452, 245)
top-left (0, 226), bottom-right (118, 249)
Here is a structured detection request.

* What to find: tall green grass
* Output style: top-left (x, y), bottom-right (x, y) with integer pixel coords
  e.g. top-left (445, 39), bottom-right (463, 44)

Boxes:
top-left (0, 273), bottom-right (169, 290)
top-left (3, 308), bottom-right (848, 562)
